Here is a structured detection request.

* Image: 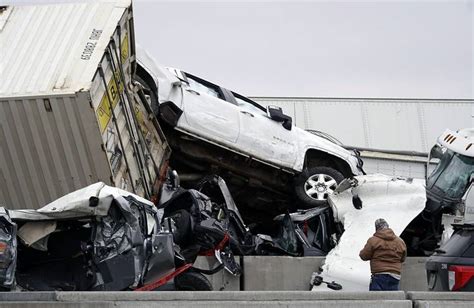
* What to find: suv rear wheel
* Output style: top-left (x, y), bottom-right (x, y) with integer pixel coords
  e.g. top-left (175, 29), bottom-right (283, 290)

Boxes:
top-left (294, 166), bottom-right (344, 208)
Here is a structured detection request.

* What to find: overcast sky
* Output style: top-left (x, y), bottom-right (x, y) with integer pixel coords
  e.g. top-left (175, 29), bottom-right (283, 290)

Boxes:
top-left (134, 0), bottom-right (473, 99)
top-left (3, 0), bottom-right (473, 99)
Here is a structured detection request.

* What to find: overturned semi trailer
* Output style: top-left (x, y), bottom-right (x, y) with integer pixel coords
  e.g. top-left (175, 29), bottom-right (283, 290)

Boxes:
top-left (0, 0), bottom-right (170, 210)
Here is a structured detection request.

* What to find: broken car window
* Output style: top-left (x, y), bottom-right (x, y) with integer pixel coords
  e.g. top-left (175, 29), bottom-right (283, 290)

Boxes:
top-left (186, 74), bottom-right (223, 99)
top-left (233, 93), bottom-right (266, 116)
top-left (275, 213), bottom-right (299, 255)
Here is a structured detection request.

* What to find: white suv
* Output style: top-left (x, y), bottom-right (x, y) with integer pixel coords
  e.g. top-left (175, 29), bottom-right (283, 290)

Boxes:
top-left (136, 52), bottom-right (364, 208)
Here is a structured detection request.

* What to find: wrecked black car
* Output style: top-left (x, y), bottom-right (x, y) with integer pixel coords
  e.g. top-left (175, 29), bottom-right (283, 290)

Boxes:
top-left (159, 175), bottom-right (249, 276)
top-left (256, 207), bottom-right (340, 257)
top-left (0, 182), bottom-right (211, 291)
top-left (159, 174), bottom-right (340, 260)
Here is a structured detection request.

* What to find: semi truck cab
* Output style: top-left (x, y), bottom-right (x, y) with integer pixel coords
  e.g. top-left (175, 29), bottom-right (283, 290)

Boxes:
top-left (425, 129), bottom-right (474, 216)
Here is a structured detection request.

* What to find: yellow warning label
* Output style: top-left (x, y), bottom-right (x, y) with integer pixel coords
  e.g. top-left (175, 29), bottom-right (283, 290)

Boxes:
top-left (97, 71), bottom-right (123, 133)
top-left (134, 103), bottom-right (147, 135)
top-left (121, 32), bottom-right (129, 63)
top-left (96, 33), bottom-right (130, 134)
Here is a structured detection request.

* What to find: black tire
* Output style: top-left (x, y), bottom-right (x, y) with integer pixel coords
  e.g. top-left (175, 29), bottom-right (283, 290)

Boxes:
top-left (175, 271), bottom-right (213, 291)
top-left (168, 209), bottom-right (192, 246)
top-left (294, 166), bottom-right (344, 208)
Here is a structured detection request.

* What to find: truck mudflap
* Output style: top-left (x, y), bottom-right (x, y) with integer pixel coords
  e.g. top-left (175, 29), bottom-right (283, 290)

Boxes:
top-left (311, 174), bottom-right (426, 291)
top-left (0, 208), bottom-right (16, 290)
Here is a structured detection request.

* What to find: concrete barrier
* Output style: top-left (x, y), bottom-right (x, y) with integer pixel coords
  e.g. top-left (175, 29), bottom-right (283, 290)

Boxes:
top-left (0, 291), bottom-right (412, 308)
top-left (400, 257), bottom-right (428, 291)
top-left (242, 256), bottom-right (427, 291)
top-left (0, 300), bottom-right (411, 308)
top-left (0, 292), bottom-right (56, 301)
top-left (407, 291), bottom-right (474, 308)
top-left (194, 256), bottom-right (241, 291)
top-left (1, 291), bottom-right (474, 307)
top-left (54, 290), bottom-right (407, 301)
top-left (243, 256), bottom-right (324, 290)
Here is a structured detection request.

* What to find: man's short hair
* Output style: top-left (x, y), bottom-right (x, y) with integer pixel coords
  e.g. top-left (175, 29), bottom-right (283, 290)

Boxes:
top-left (375, 218), bottom-right (389, 231)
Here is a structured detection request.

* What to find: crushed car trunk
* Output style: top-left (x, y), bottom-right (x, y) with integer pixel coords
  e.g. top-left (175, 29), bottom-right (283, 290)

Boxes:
top-left (0, 183), bottom-right (178, 291)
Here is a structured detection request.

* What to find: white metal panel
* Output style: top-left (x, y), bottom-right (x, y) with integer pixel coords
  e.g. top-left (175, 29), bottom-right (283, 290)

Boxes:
top-left (437, 128), bottom-right (474, 157)
top-left (422, 102), bottom-right (474, 151)
top-left (364, 102), bottom-right (422, 151)
top-left (0, 0), bottom-right (131, 98)
top-left (253, 97), bottom-right (473, 153)
top-left (362, 158), bottom-right (426, 179)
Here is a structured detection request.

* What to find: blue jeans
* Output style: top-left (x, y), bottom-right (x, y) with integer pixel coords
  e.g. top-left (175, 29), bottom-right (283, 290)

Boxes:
top-left (369, 274), bottom-right (400, 291)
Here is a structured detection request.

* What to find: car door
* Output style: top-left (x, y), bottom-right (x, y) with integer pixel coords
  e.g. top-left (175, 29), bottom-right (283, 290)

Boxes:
top-left (178, 73), bottom-right (240, 144)
top-left (232, 93), bottom-right (296, 167)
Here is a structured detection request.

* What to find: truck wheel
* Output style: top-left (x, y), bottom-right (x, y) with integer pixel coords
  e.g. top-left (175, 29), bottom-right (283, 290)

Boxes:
top-left (175, 271), bottom-right (213, 291)
top-left (294, 167), bottom-right (344, 208)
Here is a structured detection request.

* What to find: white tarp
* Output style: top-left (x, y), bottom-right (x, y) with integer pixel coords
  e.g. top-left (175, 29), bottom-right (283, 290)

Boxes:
top-left (311, 174), bottom-right (426, 291)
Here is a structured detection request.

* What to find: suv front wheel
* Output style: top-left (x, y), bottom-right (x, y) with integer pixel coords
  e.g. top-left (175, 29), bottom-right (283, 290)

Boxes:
top-left (294, 166), bottom-right (344, 208)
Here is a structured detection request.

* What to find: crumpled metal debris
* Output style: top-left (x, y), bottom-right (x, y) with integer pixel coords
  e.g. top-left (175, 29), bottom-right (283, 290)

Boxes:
top-left (311, 174), bottom-right (426, 291)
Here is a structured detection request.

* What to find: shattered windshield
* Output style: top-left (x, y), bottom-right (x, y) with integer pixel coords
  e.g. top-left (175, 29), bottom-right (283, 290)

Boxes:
top-left (275, 213), bottom-right (299, 255)
top-left (427, 150), bottom-right (474, 200)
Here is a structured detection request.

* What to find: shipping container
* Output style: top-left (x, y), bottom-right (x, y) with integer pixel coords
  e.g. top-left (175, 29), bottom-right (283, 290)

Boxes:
top-left (253, 97), bottom-right (473, 153)
top-left (0, 0), bottom-right (170, 210)
top-left (253, 97), bottom-right (473, 178)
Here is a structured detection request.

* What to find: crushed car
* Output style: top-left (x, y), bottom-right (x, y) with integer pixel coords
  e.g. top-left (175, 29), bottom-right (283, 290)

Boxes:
top-left (159, 173), bottom-right (340, 259)
top-left (134, 47), bottom-right (364, 215)
top-left (0, 183), bottom-right (212, 291)
top-left (158, 174), bottom-right (246, 277)
top-left (158, 128), bottom-right (473, 267)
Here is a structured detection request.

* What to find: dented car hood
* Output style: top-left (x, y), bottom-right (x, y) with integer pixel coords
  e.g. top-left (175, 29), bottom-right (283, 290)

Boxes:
top-left (312, 174), bottom-right (426, 291)
top-left (9, 182), bottom-right (160, 248)
top-left (9, 182), bottom-right (156, 220)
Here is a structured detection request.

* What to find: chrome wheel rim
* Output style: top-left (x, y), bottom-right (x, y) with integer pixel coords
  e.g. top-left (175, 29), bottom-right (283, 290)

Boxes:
top-left (304, 174), bottom-right (337, 201)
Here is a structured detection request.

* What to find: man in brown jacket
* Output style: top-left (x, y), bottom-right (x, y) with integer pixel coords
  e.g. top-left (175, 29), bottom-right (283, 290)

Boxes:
top-left (359, 218), bottom-right (407, 291)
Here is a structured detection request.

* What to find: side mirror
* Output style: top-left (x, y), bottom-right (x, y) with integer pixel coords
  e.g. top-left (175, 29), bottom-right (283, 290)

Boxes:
top-left (352, 194), bottom-right (362, 210)
top-left (426, 145), bottom-right (444, 180)
top-left (429, 145), bottom-right (444, 160)
top-left (267, 105), bottom-right (292, 130)
top-left (169, 170), bottom-right (180, 189)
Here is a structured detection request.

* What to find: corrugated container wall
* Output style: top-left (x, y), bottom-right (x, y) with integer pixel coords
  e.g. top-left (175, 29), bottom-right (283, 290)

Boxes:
top-left (0, 93), bottom-right (111, 208)
top-left (253, 97), bottom-right (473, 178)
top-left (253, 97), bottom-right (473, 153)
